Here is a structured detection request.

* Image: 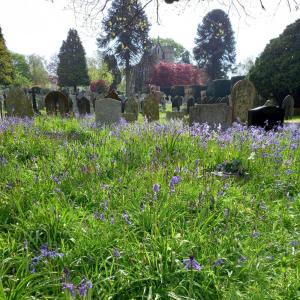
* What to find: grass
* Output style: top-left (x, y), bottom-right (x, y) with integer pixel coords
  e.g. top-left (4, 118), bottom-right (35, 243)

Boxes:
top-left (0, 116), bottom-right (299, 299)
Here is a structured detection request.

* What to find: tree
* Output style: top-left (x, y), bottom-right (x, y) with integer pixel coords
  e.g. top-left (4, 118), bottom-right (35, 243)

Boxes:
top-left (27, 54), bottom-right (49, 87)
top-left (87, 54), bottom-right (113, 85)
top-left (57, 29), bottom-right (90, 91)
top-left (103, 54), bottom-right (122, 89)
top-left (151, 38), bottom-right (186, 62)
top-left (11, 53), bottom-right (32, 87)
top-left (180, 50), bottom-right (191, 64)
top-left (249, 19), bottom-right (300, 101)
top-left (0, 26), bottom-right (13, 86)
top-left (234, 56), bottom-right (255, 76)
top-left (98, 0), bottom-right (151, 96)
top-left (46, 53), bottom-right (59, 76)
top-left (193, 9), bottom-right (236, 81)
top-left (150, 62), bottom-right (206, 87)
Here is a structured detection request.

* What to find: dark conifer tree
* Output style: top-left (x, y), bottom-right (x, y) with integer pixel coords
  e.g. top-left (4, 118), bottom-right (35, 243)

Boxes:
top-left (98, 0), bottom-right (151, 96)
top-left (193, 9), bottom-right (236, 81)
top-left (57, 29), bottom-right (90, 91)
top-left (0, 26), bottom-right (13, 86)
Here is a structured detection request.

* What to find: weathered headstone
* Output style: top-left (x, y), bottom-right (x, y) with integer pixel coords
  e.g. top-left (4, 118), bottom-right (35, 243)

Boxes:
top-left (231, 79), bottom-right (257, 123)
top-left (248, 105), bottom-right (284, 130)
top-left (281, 95), bottom-right (294, 119)
top-left (125, 98), bottom-right (139, 120)
top-left (95, 98), bottom-right (122, 125)
top-left (77, 97), bottom-right (91, 115)
top-left (166, 111), bottom-right (185, 121)
top-left (144, 94), bottom-right (159, 122)
top-left (122, 113), bottom-right (137, 123)
top-left (187, 96), bottom-right (195, 114)
top-left (6, 87), bottom-right (34, 117)
top-left (189, 104), bottom-right (232, 127)
top-left (45, 91), bottom-right (70, 116)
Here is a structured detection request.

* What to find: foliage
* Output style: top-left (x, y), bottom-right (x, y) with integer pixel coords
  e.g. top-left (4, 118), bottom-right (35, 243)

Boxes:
top-left (11, 52), bottom-right (32, 87)
top-left (234, 56), bottom-right (255, 76)
top-left (103, 54), bottom-right (121, 89)
top-left (46, 53), bottom-right (59, 77)
top-left (0, 26), bottom-right (13, 86)
top-left (150, 62), bottom-right (205, 87)
top-left (98, 0), bottom-right (151, 95)
top-left (0, 117), bottom-right (300, 299)
top-left (249, 19), bottom-right (300, 100)
top-left (193, 9), bottom-right (236, 81)
top-left (87, 55), bottom-right (113, 86)
top-left (27, 54), bottom-right (49, 87)
top-left (151, 37), bottom-right (186, 61)
top-left (90, 79), bottom-right (108, 94)
top-left (57, 29), bottom-right (90, 89)
top-left (180, 50), bottom-right (191, 64)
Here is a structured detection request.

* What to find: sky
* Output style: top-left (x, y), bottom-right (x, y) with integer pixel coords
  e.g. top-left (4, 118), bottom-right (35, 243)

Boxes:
top-left (0, 0), bottom-right (299, 64)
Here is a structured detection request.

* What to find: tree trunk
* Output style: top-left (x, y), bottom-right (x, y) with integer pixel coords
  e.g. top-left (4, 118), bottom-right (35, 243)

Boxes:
top-left (125, 59), bottom-right (131, 97)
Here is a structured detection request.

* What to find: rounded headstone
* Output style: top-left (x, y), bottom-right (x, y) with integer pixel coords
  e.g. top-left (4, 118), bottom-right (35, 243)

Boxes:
top-left (231, 79), bottom-right (257, 123)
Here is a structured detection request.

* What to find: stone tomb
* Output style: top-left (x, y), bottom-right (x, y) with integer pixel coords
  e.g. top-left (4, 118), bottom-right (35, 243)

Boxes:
top-left (143, 94), bottom-right (159, 122)
top-left (189, 103), bottom-right (232, 127)
top-left (45, 91), bottom-right (70, 116)
top-left (281, 95), bottom-right (294, 119)
top-left (248, 105), bottom-right (284, 130)
top-left (6, 87), bottom-right (34, 117)
top-left (231, 79), bottom-right (257, 123)
top-left (95, 98), bottom-right (122, 125)
top-left (125, 98), bottom-right (139, 120)
top-left (77, 97), bottom-right (91, 115)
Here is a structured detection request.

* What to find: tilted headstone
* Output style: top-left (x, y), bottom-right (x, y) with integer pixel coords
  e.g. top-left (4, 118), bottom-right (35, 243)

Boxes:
top-left (95, 98), bottom-right (122, 125)
top-left (248, 105), bottom-right (284, 131)
top-left (231, 79), bottom-right (257, 123)
top-left (45, 91), bottom-right (70, 116)
top-left (77, 97), bottom-right (91, 115)
top-left (6, 87), bottom-right (34, 117)
top-left (189, 103), bottom-right (232, 127)
top-left (125, 98), bottom-right (139, 120)
top-left (143, 94), bottom-right (159, 122)
top-left (281, 95), bottom-right (294, 119)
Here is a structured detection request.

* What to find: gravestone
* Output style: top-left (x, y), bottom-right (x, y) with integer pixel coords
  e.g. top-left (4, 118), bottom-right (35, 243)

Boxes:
top-left (77, 97), bottom-right (91, 115)
top-left (144, 94), bottom-right (159, 122)
top-left (187, 96), bottom-right (195, 114)
top-left (231, 79), bottom-right (257, 123)
top-left (171, 95), bottom-right (181, 111)
top-left (125, 98), bottom-right (139, 120)
top-left (189, 104), bottom-right (232, 127)
top-left (281, 95), bottom-right (294, 119)
top-left (45, 91), bottom-right (70, 116)
top-left (166, 111), bottom-right (185, 120)
top-left (248, 105), bottom-right (284, 130)
top-left (122, 113), bottom-right (137, 123)
top-left (95, 98), bottom-right (121, 125)
top-left (6, 87), bottom-right (34, 117)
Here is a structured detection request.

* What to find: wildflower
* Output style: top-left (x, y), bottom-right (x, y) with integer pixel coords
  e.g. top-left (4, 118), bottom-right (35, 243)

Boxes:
top-left (290, 240), bottom-right (299, 247)
top-left (113, 248), bottom-right (121, 258)
top-left (182, 256), bottom-right (202, 271)
top-left (237, 256), bottom-right (247, 266)
top-left (212, 258), bottom-right (224, 268)
top-left (169, 175), bottom-right (180, 193)
top-left (63, 283), bottom-right (76, 299)
top-left (103, 201), bottom-right (108, 210)
top-left (252, 230), bottom-right (260, 238)
top-left (140, 202), bottom-right (145, 212)
top-left (77, 276), bottom-right (92, 297)
top-left (122, 211), bottom-right (132, 225)
top-left (153, 183), bottom-right (160, 194)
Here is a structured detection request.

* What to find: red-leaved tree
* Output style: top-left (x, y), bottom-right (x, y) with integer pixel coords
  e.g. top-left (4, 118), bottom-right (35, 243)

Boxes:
top-left (90, 79), bottom-right (108, 94)
top-left (150, 62), bottom-right (207, 87)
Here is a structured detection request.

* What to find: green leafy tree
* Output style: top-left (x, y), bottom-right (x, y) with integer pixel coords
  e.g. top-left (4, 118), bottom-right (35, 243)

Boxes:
top-left (11, 53), bottom-right (32, 87)
top-left (193, 9), bottom-right (236, 81)
top-left (57, 29), bottom-right (90, 91)
top-left (0, 26), bottom-right (13, 86)
top-left (103, 54), bottom-right (122, 89)
top-left (27, 54), bottom-right (49, 87)
top-left (98, 0), bottom-right (151, 96)
top-left (87, 55), bottom-right (113, 86)
top-left (249, 19), bottom-right (300, 100)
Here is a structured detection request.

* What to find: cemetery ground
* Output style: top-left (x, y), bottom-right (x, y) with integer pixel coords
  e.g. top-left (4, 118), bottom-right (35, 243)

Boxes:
top-left (0, 116), bottom-right (300, 300)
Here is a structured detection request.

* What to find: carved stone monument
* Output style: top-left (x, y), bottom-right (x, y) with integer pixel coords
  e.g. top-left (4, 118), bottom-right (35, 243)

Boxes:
top-left (95, 98), bottom-right (122, 125)
top-left (281, 94), bottom-right (294, 119)
top-left (231, 79), bottom-right (257, 123)
top-left (143, 94), bottom-right (159, 122)
top-left (45, 91), bottom-right (70, 116)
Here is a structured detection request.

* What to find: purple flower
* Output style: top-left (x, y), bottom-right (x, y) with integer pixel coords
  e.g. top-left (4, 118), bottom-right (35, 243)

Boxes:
top-left (122, 211), bottom-right (132, 225)
top-left (290, 240), bottom-right (299, 247)
top-left (169, 176), bottom-right (180, 192)
top-left (182, 256), bottom-right (202, 271)
top-left (153, 183), bottom-right (160, 194)
top-left (212, 258), bottom-right (224, 268)
top-left (113, 248), bottom-right (121, 258)
top-left (63, 283), bottom-right (76, 299)
top-left (77, 276), bottom-right (92, 297)
top-left (252, 230), bottom-right (260, 238)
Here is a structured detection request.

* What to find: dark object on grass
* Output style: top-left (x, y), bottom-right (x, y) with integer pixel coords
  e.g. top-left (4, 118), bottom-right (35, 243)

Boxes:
top-left (248, 105), bottom-right (284, 130)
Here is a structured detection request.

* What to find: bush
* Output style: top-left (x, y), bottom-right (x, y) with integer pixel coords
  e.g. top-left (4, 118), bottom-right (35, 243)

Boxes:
top-left (90, 79), bottom-right (108, 94)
